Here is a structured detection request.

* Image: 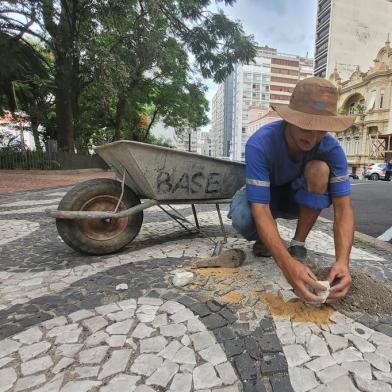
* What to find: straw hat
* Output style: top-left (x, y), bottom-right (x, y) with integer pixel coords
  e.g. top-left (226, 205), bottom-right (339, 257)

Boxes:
top-left (271, 77), bottom-right (355, 133)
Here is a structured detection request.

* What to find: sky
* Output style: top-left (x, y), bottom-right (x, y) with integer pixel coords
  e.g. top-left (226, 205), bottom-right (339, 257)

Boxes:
top-left (203, 0), bottom-right (318, 129)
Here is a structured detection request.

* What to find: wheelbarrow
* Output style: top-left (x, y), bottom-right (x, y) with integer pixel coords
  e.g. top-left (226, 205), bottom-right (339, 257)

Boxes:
top-left (47, 141), bottom-right (245, 255)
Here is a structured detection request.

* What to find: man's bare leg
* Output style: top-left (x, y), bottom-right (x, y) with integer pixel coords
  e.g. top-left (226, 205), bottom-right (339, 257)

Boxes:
top-left (293, 160), bottom-right (330, 243)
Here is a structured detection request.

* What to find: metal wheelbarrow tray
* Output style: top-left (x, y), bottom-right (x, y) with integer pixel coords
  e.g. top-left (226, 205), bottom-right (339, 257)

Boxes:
top-left (48, 141), bottom-right (245, 255)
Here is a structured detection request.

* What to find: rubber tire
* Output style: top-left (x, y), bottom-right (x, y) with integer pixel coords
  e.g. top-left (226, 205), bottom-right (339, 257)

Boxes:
top-left (370, 173), bottom-right (380, 181)
top-left (56, 179), bottom-right (143, 255)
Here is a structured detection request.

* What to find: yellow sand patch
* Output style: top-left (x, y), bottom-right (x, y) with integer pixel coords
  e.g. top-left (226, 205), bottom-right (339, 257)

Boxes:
top-left (261, 293), bottom-right (335, 326)
top-left (222, 291), bottom-right (245, 304)
top-left (193, 267), bottom-right (242, 278)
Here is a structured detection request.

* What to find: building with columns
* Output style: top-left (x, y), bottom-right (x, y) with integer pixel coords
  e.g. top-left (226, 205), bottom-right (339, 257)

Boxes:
top-left (330, 38), bottom-right (392, 176)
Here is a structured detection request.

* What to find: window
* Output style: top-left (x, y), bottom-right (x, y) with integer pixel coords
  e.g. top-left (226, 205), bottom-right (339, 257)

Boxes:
top-left (380, 90), bottom-right (385, 109)
top-left (367, 90), bottom-right (377, 111)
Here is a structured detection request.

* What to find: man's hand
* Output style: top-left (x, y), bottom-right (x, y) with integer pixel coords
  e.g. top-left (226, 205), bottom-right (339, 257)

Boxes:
top-left (326, 263), bottom-right (352, 302)
top-left (280, 258), bottom-right (327, 302)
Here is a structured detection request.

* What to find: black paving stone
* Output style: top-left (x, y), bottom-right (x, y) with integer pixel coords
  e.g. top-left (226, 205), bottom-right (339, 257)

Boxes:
top-left (224, 338), bottom-right (245, 357)
top-left (201, 313), bottom-right (228, 329)
top-left (243, 379), bottom-right (267, 392)
top-left (177, 296), bottom-right (197, 307)
top-left (260, 353), bottom-right (288, 375)
top-left (269, 374), bottom-right (294, 392)
top-left (258, 334), bottom-right (283, 353)
top-left (214, 327), bottom-right (236, 342)
top-left (190, 303), bottom-right (211, 317)
top-left (161, 292), bottom-right (179, 301)
top-left (244, 336), bottom-right (262, 360)
top-left (375, 323), bottom-right (392, 337)
top-left (232, 322), bottom-right (251, 336)
top-left (206, 300), bottom-right (222, 312)
top-left (234, 352), bottom-right (257, 380)
top-left (219, 308), bottom-right (237, 324)
top-left (259, 318), bottom-right (275, 332)
top-left (355, 314), bottom-right (379, 329)
top-left (378, 315), bottom-right (392, 325)
top-left (19, 313), bottom-right (52, 328)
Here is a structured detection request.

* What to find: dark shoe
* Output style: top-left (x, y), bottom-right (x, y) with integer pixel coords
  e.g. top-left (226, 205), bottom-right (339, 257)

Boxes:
top-left (253, 240), bottom-right (272, 257)
top-left (288, 245), bottom-right (307, 262)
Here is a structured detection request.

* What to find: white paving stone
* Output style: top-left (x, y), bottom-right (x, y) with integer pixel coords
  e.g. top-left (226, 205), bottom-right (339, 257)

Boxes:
top-left (329, 324), bottom-right (352, 335)
top-left (136, 313), bottom-right (155, 323)
top-left (106, 319), bottom-right (135, 335)
top-left (187, 317), bottom-right (207, 333)
top-left (306, 334), bottom-right (330, 357)
top-left (85, 331), bottom-right (109, 347)
top-left (146, 360), bottom-right (179, 387)
top-left (41, 316), bottom-right (67, 330)
top-left (55, 344), bottom-right (83, 358)
top-left (140, 336), bottom-right (168, 353)
top-left (79, 346), bottom-right (109, 364)
top-left (34, 373), bottom-right (64, 392)
top-left (170, 373), bottom-right (192, 392)
top-left (342, 361), bottom-right (372, 380)
top-left (277, 327), bottom-right (296, 345)
top-left (370, 331), bottom-right (392, 346)
top-left (181, 334), bottom-right (191, 346)
top-left (131, 354), bottom-right (163, 376)
top-left (74, 366), bottom-right (99, 378)
top-left (0, 367), bottom-right (17, 392)
top-left (106, 335), bottom-right (127, 348)
top-left (98, 349), bottom-right (131, 380)
top-left (345, 334), bottom-right (375, 353)
top-left (0, 339), bottom-right (21, 359)
top-left (180, 363), bottom-right (195, 373)
top-left (134, 386), bottom-right (156, 392)
top-left (329, 312), bottom-right (354, 325)
top-left (13, 327), bottom-right (42, 344)
top-left (138, 297), bottom-right (163, 306)
top-left (132, 323), bottom-right (154, 339)
top-left (82, 316), bottom-right (108, 333)
top-left (0, 357), bottom-right (14, 369)
top-left (95, 303), bottom-right (120, 315)
top-left (289, 366), bottom-right (319, 392)
top-left (172, 346), bottom-right (197, 365)
top-left (323, 375), bottom-right (359, 392)
top-left (107, 309), bottom-right (135, 322)
top-left (159, 341), bottom-right (183, 360)
top-left (317, 364), bottom-right (348, 384)
top-left (190, 331), bottom-right (216, 351)
top-left (136, 305), bottom-right (159, 315)
top-left (100, 374), bottom-right (141, 392)
top-left (18, 341), bottom-right (51, 362)
top-left (159, 301), bottom-right (186, 314)
top-left (193, 363), bottom-right (222, 390)
top-left (305, 355), bottom-right (337, 372)
top-left (60, 380), bottom-right (101, 392)
top-left (68, 309), bottom-right (95, 323)
top-left (199, 344), bottom-right (227, 365)
top-left (152, 313), bottom-right (168, 328)
top-left (374, 371), bottom-right (392, 384)
top-left (47, 323), bottom-right (78, 337)
top-left (322, 332), bottom-right (348, 352)
top-left (332, 347), bottom-right (363, 363)
top-left (55, 327), bottom-right (81, 344)
top-left (170, 309), bottom-right (196, 324)
top-left (350, 323), bottom-right (373, 340)
top-left (216, 362), bottom-right (238, 385)
top-left (376, 345), bottom-right (392, 362)
top-left (117, 299), bottom-right (137, 310)
top-left (21, 355), bottom-right (53, 376)
top-left (354, 375), bottom-right (392, 392)
top-left (283, 344), bottom-right (311, 367)
top-left (160, 323), bottom-right (187, 338)
top-left (364, 352), bottom-right (391, 372)
top-left (14, 374), bottom-right (46, 392)
top-left (52, 357), bottom-right (74, 374)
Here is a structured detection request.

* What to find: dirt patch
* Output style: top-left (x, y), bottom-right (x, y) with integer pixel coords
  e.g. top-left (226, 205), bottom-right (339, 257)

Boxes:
top-left (193, 267), bottom-right (245, 279)
top-left (222, 291), bottom-right (245, 304)
top-left (261, 293), bottom-right (334, 325)
top-left (315, 267), bottom-right (392, 315)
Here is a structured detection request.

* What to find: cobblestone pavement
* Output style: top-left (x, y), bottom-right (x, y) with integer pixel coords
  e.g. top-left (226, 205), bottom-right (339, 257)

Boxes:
top-left (1, 185), bottom-right (392, 392)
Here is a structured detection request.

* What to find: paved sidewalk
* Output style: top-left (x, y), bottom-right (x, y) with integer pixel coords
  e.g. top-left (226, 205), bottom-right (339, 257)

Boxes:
top-left (1, 186), bottom-right (392, 391)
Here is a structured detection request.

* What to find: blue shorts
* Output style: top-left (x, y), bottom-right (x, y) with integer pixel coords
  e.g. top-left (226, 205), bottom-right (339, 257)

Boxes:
top-left (228, 177), bottom-right (332, 241)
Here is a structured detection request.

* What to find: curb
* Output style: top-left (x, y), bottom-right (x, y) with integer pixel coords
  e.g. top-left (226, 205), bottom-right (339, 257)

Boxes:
top-left (318, 216), bottom-right (392, 253)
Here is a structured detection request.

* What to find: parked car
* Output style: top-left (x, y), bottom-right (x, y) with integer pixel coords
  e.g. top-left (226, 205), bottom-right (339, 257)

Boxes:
top-left (364, 163), bottom-right (386, 180)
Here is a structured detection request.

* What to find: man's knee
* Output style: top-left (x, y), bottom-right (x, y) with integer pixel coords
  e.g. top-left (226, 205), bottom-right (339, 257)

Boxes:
top-left (304, 160), bottom-right (330, 194)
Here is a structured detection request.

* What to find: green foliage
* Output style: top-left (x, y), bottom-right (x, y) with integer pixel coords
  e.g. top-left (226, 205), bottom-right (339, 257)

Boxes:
top-left (1, 0), bottom-right (257, 151)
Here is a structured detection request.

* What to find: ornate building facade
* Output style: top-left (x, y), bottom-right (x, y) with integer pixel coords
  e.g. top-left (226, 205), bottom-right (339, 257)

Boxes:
top-left (330, 38), bottom-right (392, 176)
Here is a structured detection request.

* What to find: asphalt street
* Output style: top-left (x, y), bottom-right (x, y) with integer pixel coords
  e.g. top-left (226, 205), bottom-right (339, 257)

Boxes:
top-left (322, 179), bottom-right (392, 241)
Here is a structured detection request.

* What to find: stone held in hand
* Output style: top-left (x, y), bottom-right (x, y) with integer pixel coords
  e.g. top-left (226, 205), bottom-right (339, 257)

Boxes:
top-left (172, 272), bottom-right (194, 287)
top-left (190, 249), bottom-right (246, 269)
top-left (316, 280), bottom-right (330, 303)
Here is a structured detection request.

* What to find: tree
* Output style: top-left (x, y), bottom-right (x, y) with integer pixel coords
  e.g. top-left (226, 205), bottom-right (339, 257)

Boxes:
top-left (1, 1), bottom-right (256, 151)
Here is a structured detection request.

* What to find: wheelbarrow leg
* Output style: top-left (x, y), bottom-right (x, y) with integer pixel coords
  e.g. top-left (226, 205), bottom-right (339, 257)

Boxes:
top-left (212, 203), bottom-right (227, 256)
top-left (191, 204), bottom-right (200, 229)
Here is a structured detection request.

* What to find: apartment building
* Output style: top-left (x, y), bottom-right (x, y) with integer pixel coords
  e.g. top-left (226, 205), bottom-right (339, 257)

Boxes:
top-left (211, 46), bottom-right (313, 161)
top-left (314, 0), bottom-right (392, 80)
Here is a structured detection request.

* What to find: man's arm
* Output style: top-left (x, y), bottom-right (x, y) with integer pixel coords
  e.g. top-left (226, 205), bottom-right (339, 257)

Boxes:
top-left (251, 203), bottom-right (325, 302)
top-left (327, 194), bottom-right (354, 301)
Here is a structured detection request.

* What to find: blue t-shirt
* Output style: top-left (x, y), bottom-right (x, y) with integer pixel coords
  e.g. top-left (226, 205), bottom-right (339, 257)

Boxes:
top-left (246, 120), bottom-right (351, 204)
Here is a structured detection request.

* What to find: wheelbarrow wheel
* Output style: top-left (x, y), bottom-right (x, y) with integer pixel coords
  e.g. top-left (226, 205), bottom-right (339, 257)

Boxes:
top-left (56, 178), bottom-right (143, 255)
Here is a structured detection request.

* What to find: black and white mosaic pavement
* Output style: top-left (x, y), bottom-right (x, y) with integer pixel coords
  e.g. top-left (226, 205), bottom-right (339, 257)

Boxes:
top-left (1, 185), bottom-right (392, 392)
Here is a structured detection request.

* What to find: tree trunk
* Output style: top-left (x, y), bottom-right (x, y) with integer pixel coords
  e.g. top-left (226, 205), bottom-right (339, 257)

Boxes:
top-left (144, 109), bottom-right (159, 141)
top-left (30, 112), bottom-right (42, 152)
top-left (114, 95), bottom-right (126, 140)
